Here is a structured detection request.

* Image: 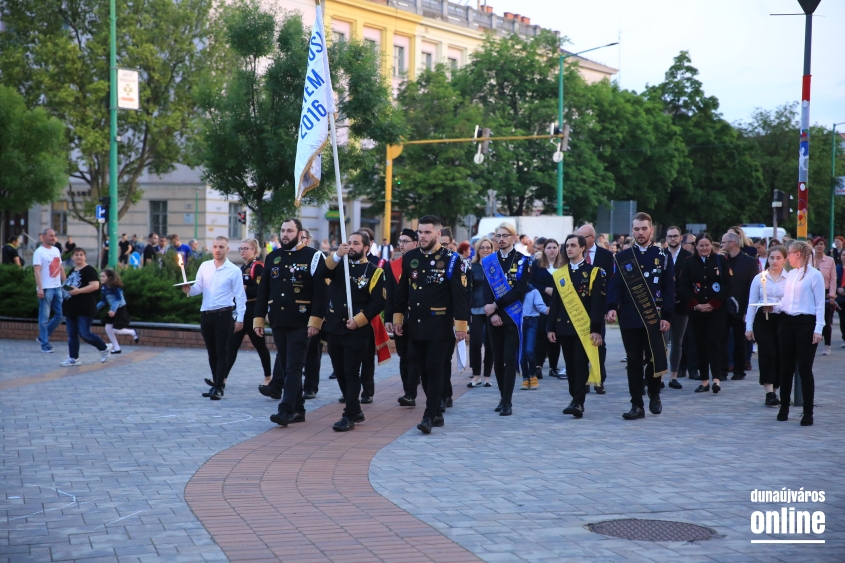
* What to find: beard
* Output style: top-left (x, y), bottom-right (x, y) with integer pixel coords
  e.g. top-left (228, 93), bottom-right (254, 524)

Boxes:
top-left (348, 249), bottom-right (364, 261)
top-left (420, 238), bottom-right (436, 252)
top-left (280, 237), bottom-right (299, 251)
top-left (668, 240), bottom-right (680, 249)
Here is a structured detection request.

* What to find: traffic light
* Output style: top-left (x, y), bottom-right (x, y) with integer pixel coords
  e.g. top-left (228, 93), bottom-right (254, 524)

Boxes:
top-left (481, 128), bottom-right (492, 154)
top-left (237, 211), bottom-right (246, 224)
top-left (773, 190), bottom-right (793, 222)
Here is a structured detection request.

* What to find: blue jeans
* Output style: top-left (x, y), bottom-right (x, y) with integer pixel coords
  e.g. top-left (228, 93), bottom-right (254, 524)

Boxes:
top-left (520, 316), bottom-right (538, 378)
top-left (38, 288), bottom-right (64, 350)
top-left (65, 316), bottom-right (107, 359)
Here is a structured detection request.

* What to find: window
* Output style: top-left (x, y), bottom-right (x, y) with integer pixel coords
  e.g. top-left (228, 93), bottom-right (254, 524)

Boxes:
top-left (150, 200), bottom-right (168, 237)
top-left (228, 202), bottom-right (241, 240)
top-left (448, 57), bottom-right (458, 72)
top-left (332, 31), bottom-right (346, 44)
top-left (51, 201), bottom-right (68, 236)
top-left (393, 45), bottom-right (405, 77)
top-left (365, 39), bottom-right (380, 70)
top-left (423, 52), bottom-right (433, 70)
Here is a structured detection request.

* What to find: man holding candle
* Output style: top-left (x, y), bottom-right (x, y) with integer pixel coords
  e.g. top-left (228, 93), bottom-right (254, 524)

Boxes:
top-left (182, 236), bottom-right (246, 400)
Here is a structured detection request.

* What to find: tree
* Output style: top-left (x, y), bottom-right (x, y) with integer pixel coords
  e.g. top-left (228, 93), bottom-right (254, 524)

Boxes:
top-left (0, 0), bottom-right (226, 227)
top-left (0, 86), bottom-right (68, 241)
top-left (194, 2), bottom-right (402, 245)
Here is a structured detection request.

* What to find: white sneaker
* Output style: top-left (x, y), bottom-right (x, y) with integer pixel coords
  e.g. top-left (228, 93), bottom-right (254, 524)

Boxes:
top-left (60, 358), bottom-right (79, 367)
top-left (100, 343), bottom-right (113, 363)
top-left (822, 346), bottom-right (831, 356)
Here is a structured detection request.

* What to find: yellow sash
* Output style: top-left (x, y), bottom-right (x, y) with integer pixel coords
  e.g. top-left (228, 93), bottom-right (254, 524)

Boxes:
top-left (552, 266), bottom-right (601, 385)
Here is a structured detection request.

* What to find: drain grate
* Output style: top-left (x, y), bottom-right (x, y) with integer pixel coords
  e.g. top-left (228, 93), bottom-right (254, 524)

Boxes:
top-left (588, 518), bottom-right (717, 542)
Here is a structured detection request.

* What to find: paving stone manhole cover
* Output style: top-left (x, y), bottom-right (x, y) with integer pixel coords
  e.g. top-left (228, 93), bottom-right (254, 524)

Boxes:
top-left (588, 518), bottom-right (717, 542)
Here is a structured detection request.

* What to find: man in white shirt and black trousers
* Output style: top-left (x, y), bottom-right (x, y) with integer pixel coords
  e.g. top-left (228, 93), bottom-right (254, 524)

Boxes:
top-left (183, 236), bottom-right (247, 400)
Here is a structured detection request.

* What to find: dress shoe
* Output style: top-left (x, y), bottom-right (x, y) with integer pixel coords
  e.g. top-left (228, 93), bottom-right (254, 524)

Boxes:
top-left (712, 383), bottom-right (721, 394)
top-left (333, 417), bottom-right (354, 432)
top-left (765, 392), bottom-right (780, 406)
top-left (432, 415), bottom-right (445, 427)
top-left (648, 395), bottom-right (662, 415)
top-left (258, 385), bottom-right (281, 400)
top-left (668, 379), bottom-right (683, 389)
top-left (338, 396), bottom-right (346, 403)
top-left (202, 387), bottom-right (214, 397)
top-left (439, 399), bottom-right (447, 410)
top-left (694, 384), bottom-right (710, 393)
top-left (622, 406), bottom-right (645, 420)
top-left (529, 376), bottom-right (539, 389)
top-left (548, 368), bottom-right (560, 379)
top-left (494, 400), bottom-right (503, 413)
top-left (563, 401), bottom-right (583, 418)
top-left (287, 412), bottom-right (305, 424)
top-left (303, 390), bottom-right (316, 400)
top-left (483, 381), bottom-right (492, 387)
top-left (499, 402), bottom-right (513, 416)
top-left (730, 374), bottom-right (746, 381)
top-left (270, 412), bottom-right (289, 426)
top-left (329, 372), bottom-right (337, 379)
top-left (595, 385), bottom-right (606, 395)
top-left (800, 415), bottom-right (813, 426)
top-left (777, 408), bottom-right (789, 421)
top-left (360, 395), bottom-right (373, 404)
top-left (353, 412), bottom-right (365, 423)
top-left (205, 378), bottom-right (214, 387)
top-left (535, 366), bottom-right (543, 380)
top-left (445, 397), bottom-right (453, 408)
top-left (521, 379), bottom-right (530, 390)
top-left (417, 417), bottom-right (432, 434)
top-left (398, 396), bottom-right (416, 406)
top-left (467, 381), bottom-right (482, 388)
top-left (209, 387), bottom-right (223, 400)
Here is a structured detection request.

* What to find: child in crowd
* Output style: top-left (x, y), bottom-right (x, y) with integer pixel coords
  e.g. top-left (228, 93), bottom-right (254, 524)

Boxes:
top-left (97, 269), bottom-right (139, 354)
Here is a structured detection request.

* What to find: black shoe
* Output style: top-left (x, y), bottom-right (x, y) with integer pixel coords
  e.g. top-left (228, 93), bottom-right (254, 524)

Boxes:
top-left (270, 412), bottom-right (289, 426)
top-left (777, 408), bottom-right (789, 422)
top-left (535, 366), bottom-right (543, 380)
top-left (338, 396), bottom-right (346, 403)
top-left (694, 384), bottom-right (710, 393)
top-left (360, 395), bottom-right (373, 404)
top-left (432, 415), bottom-right (445, 427)
top-left (258, 385), bottom-right (281, 400)
top-left (287, 412), bottom-right (305, 424)
top-left (444, 397), bottom-right (453, 408)
top-left (483, 381), bottom-right (492, 387)
top-left (329, 372), bottom-right (337, 380)
top-left (303, 390), bottom-right (317, 400)
top-left (494, 400), bottom-right (503, 413)
top-left (547, 368), bottom-right (559, 379)
top-left (622, 406), bottom-right (645, 420)
top-left (499, 402), bottom-right (513, 416)
top-left (417, 417), bottom-right (432, 434)
top-left (800, 415), bottom-right (813, 426)
top-left (205, 378), bottom-right (214, 387)
top-left (712, 383), bottom-right (721, 394)
top-left (563, 401), bottom-right (583, 418)
top-left (648, 395), bottom-right (662, 415)
top-left (202, 387), bottom-right (214, 397)
top-left (765, 392), bottom-right (780, 406)
top-left (398, 396), bottom-right (416, 406)
top-left (730, 374), bottom-right (746, 381)
top-left (333, 417), bottom-right (354, 432)
top-left (209, 387), bottom-right (223, 400)
top-left (668, 379), bottom-right (683, 389)
top-left (688, 371), bottom-right (701, 381)
top-left (594, 385), bottom-right (606, 395)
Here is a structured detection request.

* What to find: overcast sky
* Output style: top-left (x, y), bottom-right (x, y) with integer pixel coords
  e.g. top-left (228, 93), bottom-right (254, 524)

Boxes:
top-left (488, 0), bottom-right (844, 128)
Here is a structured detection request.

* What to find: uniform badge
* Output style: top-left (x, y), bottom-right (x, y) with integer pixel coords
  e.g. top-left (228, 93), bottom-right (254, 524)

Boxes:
top-left (694, 282), bottom-right (701, 293)
top-left (410, 259), bottom-right (419, 268)
top-left (625, 264), bottom-right (633, 272)
top-left (274, 256), bottom-right (281, 264)
top-left (655, 290), bottom-right (661, 297)
top-left (436, 261), bottom-right (445, 268)
top-left (255, 276), bottom-right (261, 285)
top-left (411, 271), bottom-right (419, 279)
top-left (434, 254), bottom-right (440, 260)
top-left (655, 258), bottom-right (660, 265)
top-left (559, 279), bottom-right (566, 287)
top-left (271, 267), bottom-right (280, 278)
top-left (411, 283), bottom-right (418, 290)
top-left (430, 260), bottom-right (435, 266)
top-left (712, 282), bottom-right (721, 292)
top-left (294, 287), bottom-right (300, 293)
top-left (582, 271), bottom-right (588, 278)
top-left (298, 305), bottom-right (307, 313)
top-left (518, 259), bottom-right (524, 265)
top-left (489, 266), bottom-right (496, 274)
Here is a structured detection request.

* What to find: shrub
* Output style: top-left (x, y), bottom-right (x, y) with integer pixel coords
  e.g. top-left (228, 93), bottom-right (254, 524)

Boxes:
top-left (0, 265), bottom-right (39, 317)
top-left (119, 253), bottom-right (211, 323)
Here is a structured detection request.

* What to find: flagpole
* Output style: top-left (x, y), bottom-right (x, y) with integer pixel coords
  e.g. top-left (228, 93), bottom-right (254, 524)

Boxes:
top-left (329, 113), bottom-right (355, 319)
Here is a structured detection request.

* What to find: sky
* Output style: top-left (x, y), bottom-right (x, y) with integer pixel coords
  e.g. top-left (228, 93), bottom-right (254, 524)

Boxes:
top-left (488, 0), bottom-right (845, 128)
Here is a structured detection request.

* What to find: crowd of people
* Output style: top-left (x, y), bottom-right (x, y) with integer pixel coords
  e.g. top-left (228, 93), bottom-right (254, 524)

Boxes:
top-left (179, 214), bottom-right (838, 435)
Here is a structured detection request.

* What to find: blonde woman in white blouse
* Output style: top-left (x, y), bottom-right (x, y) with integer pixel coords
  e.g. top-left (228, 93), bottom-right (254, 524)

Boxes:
top-left (776, 241), bottom-right (825, 426)
top-left (745, 246), bottom-right (788, 407)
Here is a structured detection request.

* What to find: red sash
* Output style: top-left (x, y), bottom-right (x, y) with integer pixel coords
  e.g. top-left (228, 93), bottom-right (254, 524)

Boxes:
top-left (390, 258), bottom-right (402, 284)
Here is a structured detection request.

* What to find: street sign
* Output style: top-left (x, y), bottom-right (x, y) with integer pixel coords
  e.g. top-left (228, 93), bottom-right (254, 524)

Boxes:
top-left (473, 153), bottom-right (484, 164)
top-left (117, 69), bottom-right (139, 110)
top-left (129, 252), bottom-right (141, 268)
top-left (96, 205), bottom-right (106, 224)
top-left (836, 177), bottom-right (845, 196)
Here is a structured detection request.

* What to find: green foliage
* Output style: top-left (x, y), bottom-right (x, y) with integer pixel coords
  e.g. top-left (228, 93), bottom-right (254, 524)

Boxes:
top-left (119, 257), bottom-right (209, 323)
top-left (0, 265), bottom-right (40, 318)
top-left (0, 0), bottom-right (226, 227)
top-left (194, 2), bottom-right (402, 246)
top-left (0, 86), bottom-right (68, 221)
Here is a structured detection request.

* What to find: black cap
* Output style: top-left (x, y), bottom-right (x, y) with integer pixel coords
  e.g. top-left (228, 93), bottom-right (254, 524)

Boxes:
top-left (401, 228), bottom-right (418, 242)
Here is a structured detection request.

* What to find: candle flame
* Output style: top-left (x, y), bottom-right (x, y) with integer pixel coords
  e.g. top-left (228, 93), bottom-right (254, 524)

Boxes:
top-left (177, 254), bottom-right (183, 267)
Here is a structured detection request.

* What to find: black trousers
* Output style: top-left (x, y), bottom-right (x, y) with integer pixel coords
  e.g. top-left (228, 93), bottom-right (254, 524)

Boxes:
top-left (679, 316), bottom-right (700, 372)
top-left (395, 333), bottom-right (420, 398)
top-left (489, 322), bottom-right (519, 404)
top-left (359, 332), bottom-right (375, 398)
top-left (778, 314), bottom-right (818, 416)
top-left (469, 314), bottom-right (493, 377)
top-left (559, 334), bottom-right (588, 406)
top-left (303, 332), bottom-right (323, 394)
top-left (690, 314), bottom-right (726, 383)
top-left (200, 311), bottom-right (234, 388)
top-left (598, 324), bottom-right (607, 384)
top-left (442, 341), bottom-right (455, 400)
top-left (226, 304), bottom-right (272, 379)
top-left (269, 327), bottom-right (310, 415)
top-left (721, 313), bottom-right (747, 377)
top-left (822, 304), bottom-right (834, 346)
top-left (753, 311), bottom-right (781, 387)
top-left (327, 330), bottom-right (369, 419)
top-left (411, 339), bottom-right (453, 420)
top-left (619, 328), bottom-right (662, 408)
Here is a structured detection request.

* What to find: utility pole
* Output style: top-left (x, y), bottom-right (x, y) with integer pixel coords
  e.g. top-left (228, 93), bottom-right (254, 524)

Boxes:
top-left (795, 0), bottom-right (821, 241)
top-left (831, 123), bottom-right (844, 248)
top-left (108, 0), bottom-right (119, 266)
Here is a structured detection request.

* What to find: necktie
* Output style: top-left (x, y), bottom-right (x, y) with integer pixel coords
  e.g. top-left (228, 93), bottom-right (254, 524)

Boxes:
top-left (585, 251), bottom-right (591, 265)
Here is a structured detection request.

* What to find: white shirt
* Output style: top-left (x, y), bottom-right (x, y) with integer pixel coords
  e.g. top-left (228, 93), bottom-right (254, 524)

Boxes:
top-left (779, 266), bottom-right (825, 334)
top-left (188, 259), bottom-right (247, 322)
top-left (379, 244), bottom-right (393, 260)
top-left (745, 270), bottom-right (788, 331)
top-left (585, 245), bottom-right (597, 265)
top-left (33, 245), bottom-right (63, 289)
top-left (569, 259), bottom-right (585, 271)
top-left (514, 243), bottom-right (530, 256)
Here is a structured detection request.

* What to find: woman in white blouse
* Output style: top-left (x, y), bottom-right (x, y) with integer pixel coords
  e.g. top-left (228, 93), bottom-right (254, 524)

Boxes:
top-left (776, 241), bottom-right (825, 426)
top-left (745, 246), bottom-right (787, 407)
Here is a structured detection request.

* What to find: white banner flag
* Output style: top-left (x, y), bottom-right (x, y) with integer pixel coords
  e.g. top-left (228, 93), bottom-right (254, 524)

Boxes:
top-left (294, 5), bottom-right (336, 205)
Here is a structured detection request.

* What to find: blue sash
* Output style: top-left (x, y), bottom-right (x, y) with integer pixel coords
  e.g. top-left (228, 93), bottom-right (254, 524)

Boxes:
top-left (482, 253), bottom-right (524, 365)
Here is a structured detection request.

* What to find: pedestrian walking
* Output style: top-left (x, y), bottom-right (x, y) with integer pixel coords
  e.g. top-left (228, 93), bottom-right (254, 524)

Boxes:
top-left (118, 234), bottom-right (131, 268)
top-left (468, 237), bottom-right (495, 388)
top-left (576, 224), bottom-right (614, 393)
top-left (665, 226), bottom-right (692, 389)
top-left (254, 219), bottom-right (327, 425)
top-left (777, 241), bottom-right (826, 426)
top-left (519, 284), bottom-right (548, 390)
top-left (183, 236), bottom-right (246, 400)
top-left (547, 234), bottom-right (607, 418)
top-left (33, 228), bottom-right (66, 353)
top-left (531, 238), bottom-right (565, 380)
top-left (96, 269), bottom-right (139, 353)
top-left (606, 213), bottom-right (674, 420)
top-left (60, 248), bottom-right (112, 366)
top-left (809, 237), bottom-right (837, 356)
top-left (719, 231), bottom-right (758, 380)
top-left (393, 215), bottom-right (469, 434)
top-left (679, 234), bottom-right (733, 394)
top-left (745, 246), bottom-right (787, 406)
top-left (385, 229), bottom-right (422, 404)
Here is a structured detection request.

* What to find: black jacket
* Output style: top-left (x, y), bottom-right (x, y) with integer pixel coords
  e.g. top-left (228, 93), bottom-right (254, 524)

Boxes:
top-left (606, 245), bottom-right (675, 328)
top-left (547, 262), bottom-right (607, 336)
top-left (393, 244), bottom-right (469, 339)
top-left (322, 256), bottom-right (385, 335)
top-left (481, 248), bottom-right (531, 327)
top-left (679, 254), bottom-right (734, 317)
top-left (725, 251), bottom-right (759, 315)
top-left (530, 260), bottom-right (556, 307)
top-left (241, 259), bottom-right (264, 303)
top-left (253, 244), bottom-right (327, 330)
top-left (670, 248), bottom-right (692, 315)
top-left (589, 245), bottom-right (615, 278)
top-left (470, 262), bottom-right (488, 309)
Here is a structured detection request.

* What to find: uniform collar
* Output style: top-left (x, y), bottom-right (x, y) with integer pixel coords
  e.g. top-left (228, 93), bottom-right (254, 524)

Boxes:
top-left (635, 242), bottom-right (652, 252)
top-left (570, 259), bottom-right (585, 270)
top-left (350, 256), bottom-right (368, 265)
top-left (422, 243), bottom-right (442, 256)
top-left (499, 247), bottom-right (514, 258)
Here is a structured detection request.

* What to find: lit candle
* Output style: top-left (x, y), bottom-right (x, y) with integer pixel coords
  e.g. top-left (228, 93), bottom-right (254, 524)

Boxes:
top-left (178, 253), bottom-right (188, 284)
top-left (761, 270), bottom-right (768, 320)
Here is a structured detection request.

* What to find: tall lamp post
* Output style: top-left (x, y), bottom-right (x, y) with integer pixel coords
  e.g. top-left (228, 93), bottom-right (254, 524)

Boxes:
top-left (107, 0), bottom-right (118, 266)
top-left (795, 0), bottom-right (821, 241)
top-left (831, 122), bottom-right (845, 247)
top-left (557, 42), bottom-right (618, 216)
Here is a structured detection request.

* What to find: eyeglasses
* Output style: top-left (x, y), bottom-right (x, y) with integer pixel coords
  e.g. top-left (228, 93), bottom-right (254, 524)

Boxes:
top-left (666, 234), bottom-right (681, 239)
top-left (398, 238), bottom-right (413, 244)
top-left (493, 234), bottom-right (512, 239)
top-left (237, 247), bottom-right (251, 251)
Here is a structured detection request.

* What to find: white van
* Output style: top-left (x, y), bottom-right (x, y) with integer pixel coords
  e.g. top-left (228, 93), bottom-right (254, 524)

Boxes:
top-left (739, 224), bottom-right (789, 245)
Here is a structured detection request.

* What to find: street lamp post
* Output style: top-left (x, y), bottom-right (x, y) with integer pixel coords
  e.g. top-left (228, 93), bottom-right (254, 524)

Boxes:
top-left (557, 42), bottom-right (618, 216)
top-left (108, 0), bottom-right (118, 267)
top-left (831, 122), bottom-right (845, 248)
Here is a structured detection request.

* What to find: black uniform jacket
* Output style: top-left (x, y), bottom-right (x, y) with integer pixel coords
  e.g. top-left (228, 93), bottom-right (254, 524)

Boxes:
top-left (606, 244), bottom-right (675, 329)
top-left (481, 248), bottom-right (531, 327)
top-left (241, 259), bottom-right (264, 303)
top-left (679, 254), bottom-right (734, 317)
top-left (322, 254), bottom-right (385, 335)
top-left (546, 262), bottom-right (607, 336)
top-left (393, 243), bottom-right (470, 340)
top-left (726, 251), bottom-right (759, 315)
top-left (253, 243), bottom-right (327, 330)
top-left (670, 248), bottom-right (692, 315)
top-left (382, 257), bottom-right (402, 322)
